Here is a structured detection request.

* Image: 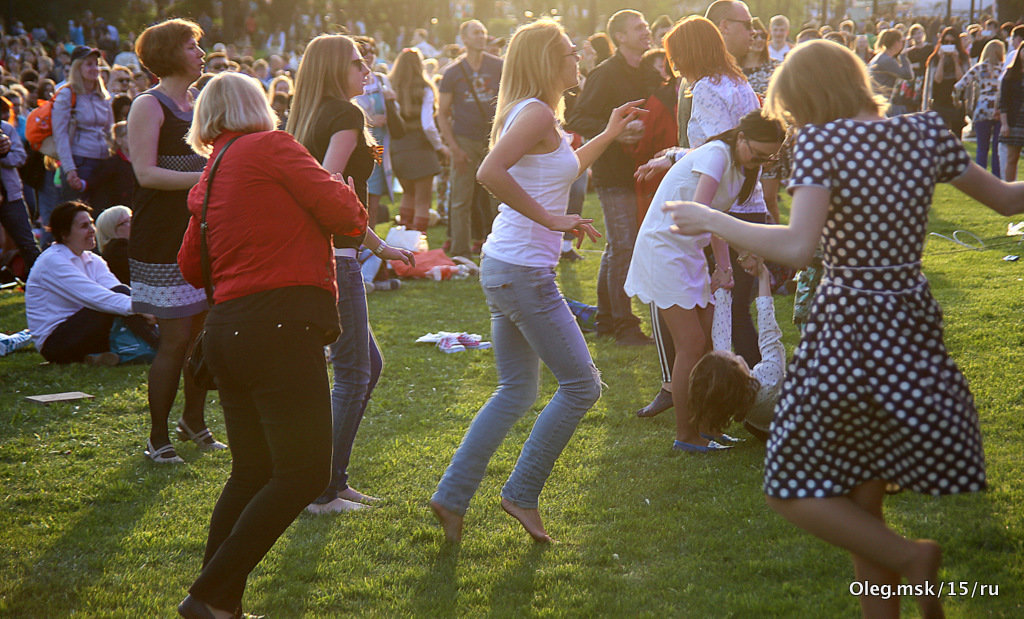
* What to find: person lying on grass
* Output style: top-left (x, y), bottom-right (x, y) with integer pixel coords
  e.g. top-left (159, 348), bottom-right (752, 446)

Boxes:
top-left (688, 255), bottom-right (785, 444)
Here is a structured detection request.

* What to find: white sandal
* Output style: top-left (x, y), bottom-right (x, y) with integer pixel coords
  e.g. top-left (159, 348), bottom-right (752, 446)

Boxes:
top-left (145, 440), bottom-right (184, 464)
top-left (176, 420), bottom-right (227, 452)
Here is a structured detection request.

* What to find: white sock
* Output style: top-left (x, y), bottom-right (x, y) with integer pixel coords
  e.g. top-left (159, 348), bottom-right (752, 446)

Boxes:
top-left (561, 239), bottom-right (573, 252)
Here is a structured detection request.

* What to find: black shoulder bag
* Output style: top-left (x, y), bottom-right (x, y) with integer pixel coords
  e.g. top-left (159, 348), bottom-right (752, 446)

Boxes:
top-left (185, 135), bottom-right (241, 391)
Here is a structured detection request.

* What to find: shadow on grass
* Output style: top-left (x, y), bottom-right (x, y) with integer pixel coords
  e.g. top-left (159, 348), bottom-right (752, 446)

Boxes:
top-left (484, 543), bottom-right (549, 615)
top-left (3, 457), bottom-right (177, 615)
top-left (408, 543), bottom-right (462, 617)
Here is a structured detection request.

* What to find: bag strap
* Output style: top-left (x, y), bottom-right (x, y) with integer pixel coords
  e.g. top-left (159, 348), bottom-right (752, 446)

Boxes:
top-left (198, 135), bottom-right (242, 305)
top-left (457, 59), bottom-right (489, 120)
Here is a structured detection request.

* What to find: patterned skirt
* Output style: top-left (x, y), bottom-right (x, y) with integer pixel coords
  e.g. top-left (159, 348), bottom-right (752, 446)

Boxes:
top-left (130, 259), bottom-right (208, 319)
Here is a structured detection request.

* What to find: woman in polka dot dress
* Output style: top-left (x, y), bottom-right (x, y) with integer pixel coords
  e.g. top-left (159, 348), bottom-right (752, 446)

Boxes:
top-left (665, 40), bottom-right (1024, 618)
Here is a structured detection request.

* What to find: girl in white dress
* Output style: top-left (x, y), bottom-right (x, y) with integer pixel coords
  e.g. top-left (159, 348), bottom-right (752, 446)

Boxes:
top-left (625, 110), bottom-right (783, 452)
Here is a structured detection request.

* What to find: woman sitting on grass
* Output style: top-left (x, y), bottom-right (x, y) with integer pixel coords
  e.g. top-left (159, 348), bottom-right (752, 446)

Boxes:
top-left (688, 256), bottom-right (785, 443)
top-left (665, 39), bottom-right (1024, 618)
top-left (24, 201), bottom-right (156, 365)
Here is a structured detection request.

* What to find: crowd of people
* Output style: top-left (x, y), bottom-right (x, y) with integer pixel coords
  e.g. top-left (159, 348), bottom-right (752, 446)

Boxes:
top-left (2, 3), bottom-right (1024, 618)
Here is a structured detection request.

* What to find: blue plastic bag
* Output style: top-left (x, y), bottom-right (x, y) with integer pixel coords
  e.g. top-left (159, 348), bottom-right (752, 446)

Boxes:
top-left (109, 318), bottom-right (157, 363)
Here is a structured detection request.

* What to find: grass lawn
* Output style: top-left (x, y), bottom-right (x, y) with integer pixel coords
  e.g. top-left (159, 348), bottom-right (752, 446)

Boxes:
top-left (1, 174), bottom-right (1023, 616)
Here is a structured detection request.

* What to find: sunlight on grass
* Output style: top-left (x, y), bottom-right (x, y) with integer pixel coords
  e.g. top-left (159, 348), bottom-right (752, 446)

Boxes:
top-left (1, 182), bottom-right (1022, 616)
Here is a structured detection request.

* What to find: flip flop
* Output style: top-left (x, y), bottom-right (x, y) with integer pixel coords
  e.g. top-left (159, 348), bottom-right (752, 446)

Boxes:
top-left (700, 432), bottom-right (744, 444)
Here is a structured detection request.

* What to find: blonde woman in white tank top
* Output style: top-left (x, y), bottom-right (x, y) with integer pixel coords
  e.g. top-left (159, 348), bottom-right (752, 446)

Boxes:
top-left (430, 19), bottom-right (643, 544)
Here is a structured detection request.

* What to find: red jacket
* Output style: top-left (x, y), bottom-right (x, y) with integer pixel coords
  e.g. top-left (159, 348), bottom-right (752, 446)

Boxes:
top-left (178, 130), bottom-right (367, 304)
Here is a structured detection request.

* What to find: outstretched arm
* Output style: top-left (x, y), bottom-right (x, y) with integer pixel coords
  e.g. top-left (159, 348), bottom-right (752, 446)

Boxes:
top-left (664, 185), bottom-right (830, 269)
top-left (950, 161), bottom-right (1024, 215)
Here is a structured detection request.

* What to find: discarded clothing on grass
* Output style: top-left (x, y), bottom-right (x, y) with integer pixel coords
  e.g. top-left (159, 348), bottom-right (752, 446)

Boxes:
top-left (416, 331), bottom-right (492, 353)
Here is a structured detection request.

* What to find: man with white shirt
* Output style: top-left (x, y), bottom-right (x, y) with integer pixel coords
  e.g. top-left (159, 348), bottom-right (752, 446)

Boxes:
top-left (768, 15), bottom-right (792, 61)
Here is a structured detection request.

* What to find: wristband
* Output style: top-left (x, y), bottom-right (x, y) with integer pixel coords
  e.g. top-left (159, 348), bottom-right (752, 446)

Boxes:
top-left (373, 243), bottom-right (388, 257)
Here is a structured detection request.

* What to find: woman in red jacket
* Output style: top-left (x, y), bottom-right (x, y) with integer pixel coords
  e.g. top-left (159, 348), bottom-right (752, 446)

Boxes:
top-left (175, 72), bottom-right (367, 619)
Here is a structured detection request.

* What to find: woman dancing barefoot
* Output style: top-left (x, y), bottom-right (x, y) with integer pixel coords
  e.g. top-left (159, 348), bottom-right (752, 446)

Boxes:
top-left (430, 19), bottom-right (642, 543)
top-left (665, 40), bottom-right (1024, 618)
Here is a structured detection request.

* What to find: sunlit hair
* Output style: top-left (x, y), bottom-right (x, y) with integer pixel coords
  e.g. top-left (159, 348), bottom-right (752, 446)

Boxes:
top-left (981, 39), bottom-right (1006, 65)
top-left (607, 9), bottom-right (643, 49)
top-left (266, 74), bottom-right (293, 102)
top-left (95, 205), bottom-right (131, 253)
top-left (875, 28), bottom-right (902, 53)
top-left (489, 19), bottom-right (568, 148)
top-left (135, 18), bottom-right (204, 78)
top-left (764, 40), bottom-right (885, 127)
top-left (388, 47), bottom-right (437, 123)
top-left (688, 350), bottom-right (760, 434)
top-left (186, 72), bottom-right (277, 156)
top-left (664, 16), bottom-right (744, 83)
top-left (286, 34), bottom-right (369, 151)
top-left (68, 56), bottom-right (110, 99)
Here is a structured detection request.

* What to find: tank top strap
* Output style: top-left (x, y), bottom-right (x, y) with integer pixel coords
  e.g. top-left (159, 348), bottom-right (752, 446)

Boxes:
top-left (501, 98), bottom-right (545, 135)
top-left (140, 87), bottom-right (193, 122)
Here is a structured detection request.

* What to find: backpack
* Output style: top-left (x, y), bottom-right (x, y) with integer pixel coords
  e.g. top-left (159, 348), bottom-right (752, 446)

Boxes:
top-left (25, 84), bottom-right (76, 158)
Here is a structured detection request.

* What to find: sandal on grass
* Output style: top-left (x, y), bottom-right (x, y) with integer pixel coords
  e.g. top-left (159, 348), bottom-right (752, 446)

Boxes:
top-left (145, 440), bottom-right (184, 464)
top-left (176, 420), bottom-right (227, 451)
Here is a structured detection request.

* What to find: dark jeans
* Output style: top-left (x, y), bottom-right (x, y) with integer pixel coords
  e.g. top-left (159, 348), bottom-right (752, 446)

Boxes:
top-left (38, 285), bottom-right (151, 363)
top-left (189, 319), bottom-right (332, 611)
top-left (0, 198), bottom-right (40, 272)
top-left (318, 256), bottom-right (383, 501)
top-left (974, 119), bottom-right (1001, 178)
top-left (594, 186), bottom-right (641, 336)
top-left (563, 172), bottom-right (587, 241)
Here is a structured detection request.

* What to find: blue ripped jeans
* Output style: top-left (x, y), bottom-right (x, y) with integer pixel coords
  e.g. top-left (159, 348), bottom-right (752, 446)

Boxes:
top-left (315, 256), bottom-right (383, 503)
top-left (432, 255), bottom-right (602, 514)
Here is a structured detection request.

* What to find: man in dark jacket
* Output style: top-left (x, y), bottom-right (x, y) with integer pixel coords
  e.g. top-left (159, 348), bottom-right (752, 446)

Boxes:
top-left (567, 9), bottom-right (652, 346)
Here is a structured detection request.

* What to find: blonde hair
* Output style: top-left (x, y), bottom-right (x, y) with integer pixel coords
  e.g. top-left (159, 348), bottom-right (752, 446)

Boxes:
top-left (286, 34), bottom-right (373, 151)
top-left (490, 19), bottom-right (568, 147)
top-left (982, 39), bottom-right (1006, 65)
top-left (266, 74), bottom-right (294, 102)
top-left (764, 39), bottom-right (885, 127)
top-left (186, 72), bottom-right (277, 156)
top-left (95, 205), bottom-right (131, 252)
top-left (68, 56), bottom-right (110, 99)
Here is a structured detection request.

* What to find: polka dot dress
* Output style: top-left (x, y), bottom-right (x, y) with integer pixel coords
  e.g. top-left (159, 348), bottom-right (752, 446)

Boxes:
top-left (764, 112), bottom-right (987, 499)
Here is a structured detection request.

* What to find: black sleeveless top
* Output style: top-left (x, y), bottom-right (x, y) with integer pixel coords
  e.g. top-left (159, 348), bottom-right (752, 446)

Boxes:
top-left (129, 88), bottom-right (207, 264)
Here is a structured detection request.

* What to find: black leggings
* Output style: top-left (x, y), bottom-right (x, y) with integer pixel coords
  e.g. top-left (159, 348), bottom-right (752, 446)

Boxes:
top-left (188, 319), bottom-right (332, 612)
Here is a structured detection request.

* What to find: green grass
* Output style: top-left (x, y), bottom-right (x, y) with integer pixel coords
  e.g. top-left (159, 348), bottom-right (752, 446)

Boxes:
top-left (1, 177), bottom-right (1023, 617)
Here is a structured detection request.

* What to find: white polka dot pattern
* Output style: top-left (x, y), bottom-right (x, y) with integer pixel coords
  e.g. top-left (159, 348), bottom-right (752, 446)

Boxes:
top-left (765, 112), bottom-right (985, 499)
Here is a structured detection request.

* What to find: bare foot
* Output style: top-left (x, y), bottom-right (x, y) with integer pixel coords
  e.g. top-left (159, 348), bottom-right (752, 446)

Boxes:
top-left (907, 539), bottom-right (944, 619)
top-left (339, 487), bottom-right (382, 505)
top-left (500, 498), bottom-right (555, 543)
top-left (430, 500), bottom-right (463, 543)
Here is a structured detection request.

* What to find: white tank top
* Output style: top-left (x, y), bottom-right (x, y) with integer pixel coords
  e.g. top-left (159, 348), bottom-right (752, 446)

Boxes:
top-left (481, 98), bottom-right (580, 268)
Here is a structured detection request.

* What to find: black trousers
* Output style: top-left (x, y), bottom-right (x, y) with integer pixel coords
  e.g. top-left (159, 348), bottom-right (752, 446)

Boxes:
top-left (39, 286), bottom-right (154, 363)
top-left (188, 319), bottom-right (332, 611)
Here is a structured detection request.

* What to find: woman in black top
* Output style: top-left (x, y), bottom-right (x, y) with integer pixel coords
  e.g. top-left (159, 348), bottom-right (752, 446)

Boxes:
top-left (127, 18), bottom-right (223, 464)
top-left (287, 34), bottom-right (413, 514)
top-left (923, 27), bottom-right (969, 137)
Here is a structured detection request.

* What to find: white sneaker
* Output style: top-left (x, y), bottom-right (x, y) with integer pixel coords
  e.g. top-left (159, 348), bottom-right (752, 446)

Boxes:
top-left (306, 498), bottom-right (370, 514)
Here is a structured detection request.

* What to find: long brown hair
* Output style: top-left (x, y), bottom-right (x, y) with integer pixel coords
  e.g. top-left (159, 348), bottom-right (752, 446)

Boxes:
top-left (388, 48), bottom-right (436, 121)
top-left (688, 350), bottom-right (760, 434)
top-left (664, 16), bottom-right (744, 84)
